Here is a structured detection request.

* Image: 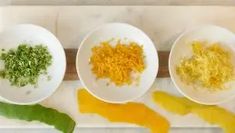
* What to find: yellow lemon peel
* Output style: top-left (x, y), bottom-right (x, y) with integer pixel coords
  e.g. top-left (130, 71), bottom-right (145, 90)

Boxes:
top-left (153, 91), bottom-right (235, 133)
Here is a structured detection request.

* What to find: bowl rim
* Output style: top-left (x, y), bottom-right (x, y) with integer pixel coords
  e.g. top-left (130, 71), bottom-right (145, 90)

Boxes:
top-left (76, 22), bottom-right (159, 103)
top-left (169, 24), bottom-right (235, 105)
top-left (0, 24), bottom-right (66, 105)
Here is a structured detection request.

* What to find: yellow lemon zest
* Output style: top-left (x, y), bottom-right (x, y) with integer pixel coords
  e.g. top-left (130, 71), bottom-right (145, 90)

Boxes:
top-left (176, 41), bottom-right (234, 90)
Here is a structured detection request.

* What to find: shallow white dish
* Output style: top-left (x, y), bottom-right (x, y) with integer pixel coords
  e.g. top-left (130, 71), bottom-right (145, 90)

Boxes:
top-left (0, 24), bottom-right (66, 105)
top-left (76, 23), bottom-right (158, 103)
top-left (169, 25), bottom-right (235, 105)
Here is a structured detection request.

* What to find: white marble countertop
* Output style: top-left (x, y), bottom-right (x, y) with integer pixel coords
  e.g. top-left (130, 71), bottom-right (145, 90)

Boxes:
top-left (1, 0), bottom-right (235, 5)
top-left (0, 6), bottom-right (234, 133)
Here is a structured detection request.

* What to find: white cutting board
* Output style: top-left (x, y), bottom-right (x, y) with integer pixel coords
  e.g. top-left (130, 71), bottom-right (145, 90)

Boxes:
top-left (0, 6), bottom-right (235, 130)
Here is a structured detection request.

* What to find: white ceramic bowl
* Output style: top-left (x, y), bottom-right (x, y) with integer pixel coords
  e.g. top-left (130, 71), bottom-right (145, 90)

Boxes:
top-left (0, 24), bottom-right (66, 105)
top-left (76, 23), bottom-right (158, 103)
top-left (169, 25), bottom-right (235, 105)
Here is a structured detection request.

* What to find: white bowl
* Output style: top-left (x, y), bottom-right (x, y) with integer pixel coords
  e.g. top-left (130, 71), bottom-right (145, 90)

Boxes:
top-left (0, 24), bottom-right (66, 105)
top-left (76, 23), bottom-right (158, 103)
top-left (169, 25), bottom-right (235, 105)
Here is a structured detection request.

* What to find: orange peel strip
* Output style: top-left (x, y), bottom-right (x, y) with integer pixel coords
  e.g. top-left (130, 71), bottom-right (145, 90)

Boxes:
top-left (77, 89), bottom-right (169, 133)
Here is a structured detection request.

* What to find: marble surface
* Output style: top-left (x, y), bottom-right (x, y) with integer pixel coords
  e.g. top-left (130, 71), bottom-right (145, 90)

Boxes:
top-left (1, 6), bottom-right (235, 133)
top-left (1, 0), bottom-right (235, 5)
top-left (3, 6), bottom-right (235, 51)
top-left (56, 6), bottom-right (235, 51)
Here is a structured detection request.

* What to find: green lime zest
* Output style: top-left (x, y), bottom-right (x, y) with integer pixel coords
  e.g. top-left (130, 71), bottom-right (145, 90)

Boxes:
top-left (0, 44), bottom-right (52, 87)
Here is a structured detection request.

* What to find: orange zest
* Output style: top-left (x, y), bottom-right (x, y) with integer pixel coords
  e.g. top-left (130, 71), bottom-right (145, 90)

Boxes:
top-left (90, 41), bottom-right (145, 86)
top-left (77, 89), bottom-right (169, 133)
